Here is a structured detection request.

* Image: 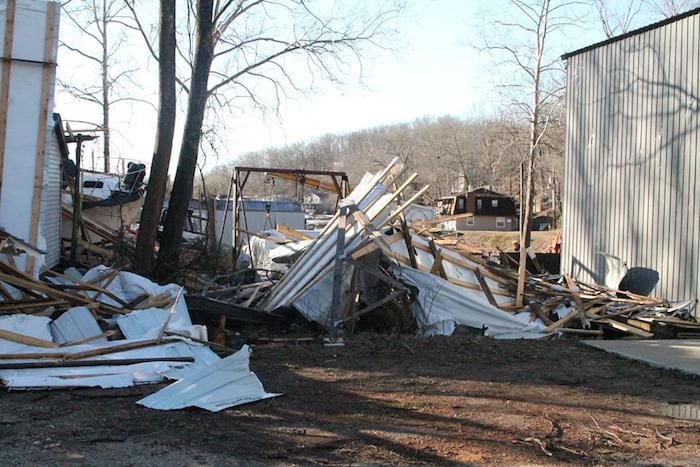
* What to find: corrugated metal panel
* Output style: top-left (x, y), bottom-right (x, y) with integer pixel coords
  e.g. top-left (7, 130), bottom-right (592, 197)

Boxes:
top-left (40, 125), bottom-right (61, 268)
top-left (562, 11), bottom-right (700, 303)
top-left (137, 345), bottom-right (279, 412)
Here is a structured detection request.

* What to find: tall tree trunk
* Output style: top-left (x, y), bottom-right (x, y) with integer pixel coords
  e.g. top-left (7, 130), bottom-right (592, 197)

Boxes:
top-left (516, 0), bottom-right (549, 307)
top-left (101, 0), bottom-right (110, 173)
top-left (133, 0), bottom-right (176, 276)
top-left (156, 0), bottom-right (215, 280)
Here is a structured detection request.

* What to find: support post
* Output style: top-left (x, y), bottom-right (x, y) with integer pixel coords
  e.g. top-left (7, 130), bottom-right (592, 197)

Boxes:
top-left (329, 205), bottom-right (348, 336)
top-left (70, 136), bottom-right (83, 262)
top-left (231, 170), bottom-right (239, 268)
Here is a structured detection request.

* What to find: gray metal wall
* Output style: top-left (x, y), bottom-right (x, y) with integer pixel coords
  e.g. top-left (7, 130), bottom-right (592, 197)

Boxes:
top-left (40, 128), bottom-right (61, 269)
top-left (562, 12), bottom-right (700, 302)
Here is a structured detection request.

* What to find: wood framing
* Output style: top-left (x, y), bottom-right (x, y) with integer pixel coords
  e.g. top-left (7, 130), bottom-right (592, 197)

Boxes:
top-left (0, 0), bottom-right (16, 203)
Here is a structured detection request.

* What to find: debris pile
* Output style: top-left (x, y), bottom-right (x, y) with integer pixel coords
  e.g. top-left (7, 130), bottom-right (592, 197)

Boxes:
top-left (206, 158), bottom-right (697, 340)
top-left (0, 158), bottom-right (696, 412)
top-left (0, 260), bottom-right (277, 411)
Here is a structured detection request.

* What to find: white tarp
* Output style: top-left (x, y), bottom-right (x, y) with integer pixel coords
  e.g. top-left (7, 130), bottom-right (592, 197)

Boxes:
top-left (396, 266), bottom-right (546, 338)
top-left (137, 345), bottom-right (279, 412)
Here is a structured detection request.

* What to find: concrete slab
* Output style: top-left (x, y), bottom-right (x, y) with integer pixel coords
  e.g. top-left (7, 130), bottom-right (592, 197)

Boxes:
top-left (584, 339), bottom-right (700, 376)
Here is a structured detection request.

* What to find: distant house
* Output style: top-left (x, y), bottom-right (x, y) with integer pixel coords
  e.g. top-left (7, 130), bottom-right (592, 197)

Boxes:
top-left (436, 188), bottom-right (518, 231)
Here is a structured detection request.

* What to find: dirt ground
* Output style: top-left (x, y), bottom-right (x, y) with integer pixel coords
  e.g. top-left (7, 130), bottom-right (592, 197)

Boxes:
top-left (1, 335), bottom-right (700, 465)
top-left (458, 230), bottom-right (559, 252)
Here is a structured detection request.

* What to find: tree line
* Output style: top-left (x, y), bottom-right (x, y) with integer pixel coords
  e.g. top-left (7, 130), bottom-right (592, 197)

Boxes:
top-left (197, 115), bottom-right (563, 210)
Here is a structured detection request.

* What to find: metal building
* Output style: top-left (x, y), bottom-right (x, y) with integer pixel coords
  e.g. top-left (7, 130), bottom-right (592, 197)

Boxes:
top-left (561, 8), bottom-right (700, 302)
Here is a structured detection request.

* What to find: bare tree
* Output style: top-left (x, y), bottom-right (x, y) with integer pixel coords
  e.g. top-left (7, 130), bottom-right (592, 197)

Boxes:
top-left (127, 0), bottom-right (403, 279)
top-left (644, 0), bottom-right (700, 16)
top-left (133, 0), bottom-right (176, 276)
top-left (593, 0), bottom-right (645, 37)
top-left (59, 0), bottom-right (144, 173)
top-left (482, 0), bottom-right (578, 306)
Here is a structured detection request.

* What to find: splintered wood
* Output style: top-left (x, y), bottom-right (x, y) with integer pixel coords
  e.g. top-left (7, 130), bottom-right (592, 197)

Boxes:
top-left (0, 262), bottom-right (174, 317)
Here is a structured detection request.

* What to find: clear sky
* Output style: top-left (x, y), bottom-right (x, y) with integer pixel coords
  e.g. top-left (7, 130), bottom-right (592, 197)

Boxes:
top-left (53, 0), bottom-right (668, 173)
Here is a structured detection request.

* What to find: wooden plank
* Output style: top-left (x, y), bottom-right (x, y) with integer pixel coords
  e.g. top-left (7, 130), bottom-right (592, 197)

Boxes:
top-left (0, 270), bottom-right (127, 315)
top-left (411, 211), bottom-right (473, 228)
top-left (474, 267), bottom-right (499, 308)
top-left (0, 298), bottom-right (66, 313)
top-left (544, 307), bottom-right (581, 332)
top-left (429, 249), bottom-right (445, 277)
top-left (243, 283), bottom-right (262, 307)
top-left (557, 328), bottom-right (603, 336)
top-left (626, 318), bottom-right (654, 333)
top-left (596, 319), bottom-right (654, 338)
top-left (0, 328), bottom-right (58, 348)
top-left (267, 171), bottom-right (339, 194)
top-left (401, 223), bottom-right (418, 268)
top-left (427, 238), bottom-right (447, 279)
top-left (277, 224), bottom-right (311, 241)
top-left (565, 275), bottom-right (590, 329)
top-left (0, 0), bottom-right (16, 203)
top-left (26, 2), bottom-right (57, 274)
top-left (0, 356), bottom-right (194, 370)
top-left (79, 239), bottom-right (113, 259)
top-left (65, 338), bottom-right (180, 360)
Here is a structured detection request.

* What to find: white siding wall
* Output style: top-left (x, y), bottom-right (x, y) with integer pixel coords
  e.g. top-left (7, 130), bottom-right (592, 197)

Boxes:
top-left (562, 11), bottom-right (700, 302)
top-left (0, 1), bottom-right (60, 274)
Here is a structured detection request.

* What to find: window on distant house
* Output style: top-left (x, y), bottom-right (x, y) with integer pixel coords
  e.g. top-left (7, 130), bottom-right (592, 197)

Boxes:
top-left (496, 217), bottom-right (506, 228)
top-left (467, 217), bottom-right (475, 226)
top-left (491, 199), bottom-right (498, 208)
top-left (456, 196), bottom-right (465, 213)
top-left (476, 199), bottom-right (483, 210)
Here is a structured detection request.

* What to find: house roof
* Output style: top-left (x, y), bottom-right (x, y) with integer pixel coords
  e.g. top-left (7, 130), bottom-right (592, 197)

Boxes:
top-left (561, 7), bottom-right (700, 60)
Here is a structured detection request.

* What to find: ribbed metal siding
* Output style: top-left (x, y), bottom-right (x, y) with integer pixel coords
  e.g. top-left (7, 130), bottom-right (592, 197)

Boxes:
top-left (562, 12), bottom-right (700, 302)
top-left (40, 127), bottom-right (61, 268)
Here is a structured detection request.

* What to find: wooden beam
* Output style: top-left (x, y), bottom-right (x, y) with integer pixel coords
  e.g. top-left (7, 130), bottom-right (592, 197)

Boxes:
top-left (565, 275), bottom-right (590, 329)
top-left (0, 356), bottom-right (194, 370)
top-left (267, 171), bottom-right (339, 194)
top-left (474, 267), bottom-right (498, 308)
top-left (595, 318), bottom-right (654, 338)
top-left (277, 224), bottom-right (311, 241)
top-left (427, 238), bottom-right (447, 279)
top-left (411, 211), bottom-right (473, 229)
top-left (0, 328), bottom-right (57, 348)
top-left (0, 0), bottom-right (16, 203)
